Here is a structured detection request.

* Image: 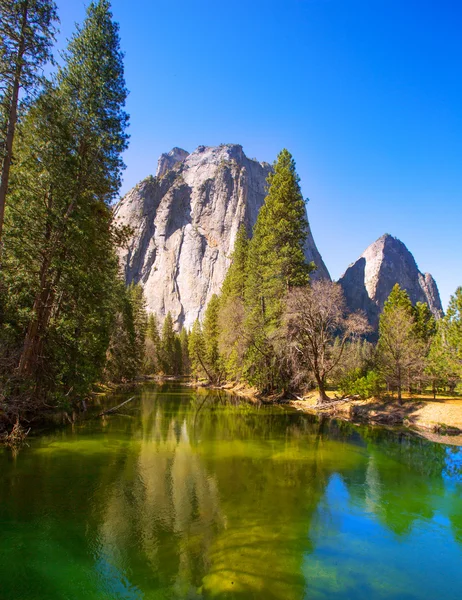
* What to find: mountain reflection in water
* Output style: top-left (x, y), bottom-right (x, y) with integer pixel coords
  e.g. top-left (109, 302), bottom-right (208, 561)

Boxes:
top-left (0, 383), bottom-right (461, 600)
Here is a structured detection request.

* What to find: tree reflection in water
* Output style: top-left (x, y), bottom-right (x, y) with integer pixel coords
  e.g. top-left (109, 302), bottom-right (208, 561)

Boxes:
top-left (0, 383), bottom-right (461, 600)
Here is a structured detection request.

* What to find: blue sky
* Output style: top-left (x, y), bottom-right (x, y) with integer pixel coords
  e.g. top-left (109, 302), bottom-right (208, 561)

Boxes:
top-left (56, 0), bottom-right (461, 309)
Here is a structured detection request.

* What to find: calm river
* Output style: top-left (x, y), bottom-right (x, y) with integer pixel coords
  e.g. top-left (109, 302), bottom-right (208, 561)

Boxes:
top-left (1, 383), bottom-right (461, 599)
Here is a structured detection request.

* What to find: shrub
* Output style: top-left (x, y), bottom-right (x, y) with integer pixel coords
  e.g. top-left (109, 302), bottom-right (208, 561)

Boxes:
top-left (339, 369), bottom-right (383, 399)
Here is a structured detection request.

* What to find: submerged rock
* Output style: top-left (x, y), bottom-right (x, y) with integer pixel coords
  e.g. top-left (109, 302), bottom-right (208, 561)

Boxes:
top-left (338, 234), bottom-right (443, 330)
top-left (114, 144), bottom-right (329, 329)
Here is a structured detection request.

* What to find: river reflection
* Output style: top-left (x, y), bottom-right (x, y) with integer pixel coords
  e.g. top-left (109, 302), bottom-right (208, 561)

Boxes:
top-left (0, 384), bottom-right (461, 599)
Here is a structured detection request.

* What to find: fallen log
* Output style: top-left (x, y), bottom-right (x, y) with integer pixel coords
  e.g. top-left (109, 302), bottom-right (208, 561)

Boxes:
top-left (97, 397), bottom-right (135, 417)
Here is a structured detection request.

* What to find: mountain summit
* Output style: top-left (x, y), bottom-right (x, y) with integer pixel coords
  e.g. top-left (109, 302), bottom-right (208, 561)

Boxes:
top-left (114, 144), bottom-right (329, 328)
top-left (338, 234), bottom-right (443, 329)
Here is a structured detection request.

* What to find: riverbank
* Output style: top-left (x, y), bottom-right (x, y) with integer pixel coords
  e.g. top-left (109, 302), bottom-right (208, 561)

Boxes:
top-left (190, 380), bottom-right (462, 446)
top-left (0, 377), bottom-right (153, 444)
top-left (289, 393), bottom-right (462, 446)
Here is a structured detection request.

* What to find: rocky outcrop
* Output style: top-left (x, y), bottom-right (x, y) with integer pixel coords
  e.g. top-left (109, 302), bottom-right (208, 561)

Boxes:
top-left (156, 147), bottom-right (189, 178)
top-left (338, 234), bottom-right (443, 330)
top-left (114, 144), bottom-right (329, 329)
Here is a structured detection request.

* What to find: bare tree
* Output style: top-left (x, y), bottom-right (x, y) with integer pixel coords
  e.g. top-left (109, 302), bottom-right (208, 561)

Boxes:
top-left (284, 280), bottom-right (370, 404)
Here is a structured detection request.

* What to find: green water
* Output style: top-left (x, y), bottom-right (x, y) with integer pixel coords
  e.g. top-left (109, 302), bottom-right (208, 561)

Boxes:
top-left (1, 384), bottom-right (462, 600)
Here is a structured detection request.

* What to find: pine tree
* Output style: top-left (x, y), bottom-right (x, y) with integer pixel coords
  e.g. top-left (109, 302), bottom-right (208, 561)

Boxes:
top-left (3, 0), bottom-right (129, 402)
top-left (443, 287), bottom-right (462, 370)
top-left (221, 224), bottom-right (249, 301)
top-left (179, 328), bottom-right (190, 376)
top-left (414, 302), bottom-right (437, 344)
top-left (203, 294), bottom-right (222, 383)
top-left (105, 283), bottom-right (147, 383)
top-left (377, 285), bottom-right (424, 402)
top-left (159, 312), bottom-right (177, 375)
top-left (127, 283), bottom-right (147, 373)
top-left (188, 319), bottom-right (206, 380)
top-left (218, 225), bottom-right (249, 380)
top-left (0, 0), bottom-right (58, 246)
top-left (243, 149), bottom-right (314, 391)
top-left (426, 328), bottom-right (451, 398)
top-left (144, 313), bottom-right (161, 374)
top-left (413, 301), bottom-right (437, 392)
top-left (246, 149), bottom-right (313, 329)
top-left (430, 287), bottom-right (462, 390)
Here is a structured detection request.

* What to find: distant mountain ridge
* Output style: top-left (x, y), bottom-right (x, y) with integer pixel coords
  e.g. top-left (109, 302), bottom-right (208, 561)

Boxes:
top-left (114, 144), bottom-right (329, 328)
top-left (338, 234), bottom-right (443, 329)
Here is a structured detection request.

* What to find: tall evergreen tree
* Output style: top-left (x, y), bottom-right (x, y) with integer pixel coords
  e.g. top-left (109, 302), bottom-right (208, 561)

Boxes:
top-left (105, 283), bottom-right (147, 383)
top-left (203, 294), bottom-right (222, 383)
top-left (246, 148), bottom-right (313, 330)
top-left (413, 301), bottom-right (437, 391)
top-left (413, 302), bottom-right (437, 345)
top-left (179, 327), bottom-right (190, 376)
top-left (144, 313), bottom-right (161, 374)
top-left (218, 225), bottom-right (249, 380)
top-left (243, 149), bottom-right (314, 391)
top-left (188, 319), bottom-right (207, 380)
top-left (435, 287), bottom-right (462, 384)
top-left (3, 0), bottom-right (128, 402)
top-left (159, 312), bottom-right (177, 375)
top-left (377, 285), bottom-right (424, 402)
top-left (221, 224), bottom-right (249, 301)
top-left (443, 287), bottom-right (462, 370)
top-left (0, 0), bottom-right (58, 246)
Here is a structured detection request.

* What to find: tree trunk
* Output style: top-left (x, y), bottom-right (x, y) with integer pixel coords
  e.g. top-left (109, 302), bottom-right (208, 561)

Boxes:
top-left (316, 375), bottom-right (329, 405)
top-left (397, 365), bottom-right (402, 404)
top-left (0, 1), bottom-right (29, 250)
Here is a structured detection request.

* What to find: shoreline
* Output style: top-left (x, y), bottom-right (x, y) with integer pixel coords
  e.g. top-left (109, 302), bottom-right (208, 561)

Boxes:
top-left (2, 377), bottom-right (461, 448)
top-left (189, 380), bottom-right (462, 447)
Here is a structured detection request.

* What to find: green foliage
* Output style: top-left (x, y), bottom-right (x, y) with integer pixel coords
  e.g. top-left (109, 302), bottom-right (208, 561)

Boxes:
top-left (0, 1), bottom-right (58, 97)
top-left (443, 287), bottom-right (462, 371)
top-left (383, 283), bottom-right (414, 314)
top-left (240, 149), bottom-right (314, 392)
top-left (0, 0), bottom-right (59, 243)
top-left (105, 283), bottom-right (147, 383)
top-left (1, 0), bottom-right (129, 406)
top-left (426, 287), bottom-right (462, 392)
top-left (378, 285), bottom-right (425, 400)
top-left (338, 369), bottom-right (383, 399)
top-left (221, 225), bottom-right (249, 301)
top-left (189, 319), bottom-right (206, 380)
top-left (144, 313), bottom-right (161, 374)
top-left (203, 294), bottom-right (223, 382)
top-left (246, 148), bottom-right (313, 332)
top-left (179, 328), bottom-right (190, 376)
top-left (159, 312), bottom-right (179, 375)
top-left (413, 302), bottom-right (436, 344)
top-left (218, 226), bottom-right (249, 381)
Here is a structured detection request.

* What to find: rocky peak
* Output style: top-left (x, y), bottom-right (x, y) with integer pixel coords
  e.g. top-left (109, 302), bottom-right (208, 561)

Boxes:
top-left (339, 233), bottom-right (443, 330)
top-left (156, 147), bottom-right (189, 178)
top-left (114, 144), bottom-right (329, 329)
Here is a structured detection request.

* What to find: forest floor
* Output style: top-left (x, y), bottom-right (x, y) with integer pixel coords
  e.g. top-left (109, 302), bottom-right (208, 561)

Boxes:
top-left (289, 392), bottom-right (462, 446)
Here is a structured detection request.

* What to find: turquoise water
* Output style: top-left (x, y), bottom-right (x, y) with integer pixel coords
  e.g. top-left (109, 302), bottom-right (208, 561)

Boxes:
top-left (0, 383), bottom-right (461, 599)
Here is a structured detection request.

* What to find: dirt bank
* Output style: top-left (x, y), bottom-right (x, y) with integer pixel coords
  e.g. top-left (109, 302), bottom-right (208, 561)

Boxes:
top-left (289, 393), bottom-right (462, 446)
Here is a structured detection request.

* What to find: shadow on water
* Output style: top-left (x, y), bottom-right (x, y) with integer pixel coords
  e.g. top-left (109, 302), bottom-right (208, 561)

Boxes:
top-left (0, 382), bottom-right (461, 599)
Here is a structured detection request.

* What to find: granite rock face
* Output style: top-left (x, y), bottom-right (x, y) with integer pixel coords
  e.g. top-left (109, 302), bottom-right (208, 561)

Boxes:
top-left (338, 234), bottom-right (443, 330)
top-left (114, 144), bottom-right (329, 329)
top-left (156, 147), bottom-right (189, 178)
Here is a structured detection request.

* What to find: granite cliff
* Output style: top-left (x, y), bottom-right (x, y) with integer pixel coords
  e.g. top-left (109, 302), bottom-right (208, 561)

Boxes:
top-left (114, 144), bottom-right (329, 328)
top-left (338, 234), bottom-right (443, 330)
